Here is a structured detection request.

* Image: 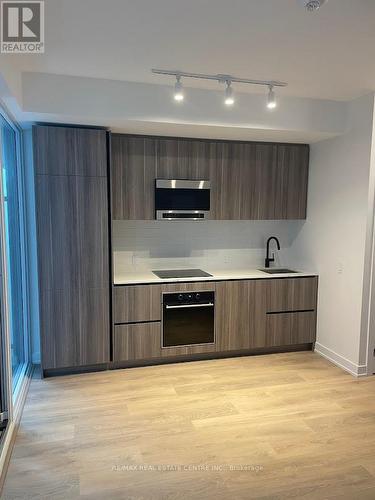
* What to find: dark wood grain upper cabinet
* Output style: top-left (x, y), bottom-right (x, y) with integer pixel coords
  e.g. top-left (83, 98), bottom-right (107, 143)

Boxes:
top-left (255, 143), bottom-right (279, 219)
top-left (34, 125), bottom-right (110, 371)
top-left (211, 142), bottom-right (278, 220)
top-left (157, 139), bottom-right (212, 180)
top-left (275, 144), bottom-right (309, 219)
top-left (210, 142), bottom-right (244, 220)
top-left (33, 126), bottom-right (107, 176)
top-left (111, 135), bottom-right (157, 220)
top-left (110, 135), bottom-right (309, 221)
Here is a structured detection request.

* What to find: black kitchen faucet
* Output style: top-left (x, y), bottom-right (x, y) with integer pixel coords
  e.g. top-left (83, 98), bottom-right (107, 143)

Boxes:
top-left (265, 236), bottom-right (281, 268)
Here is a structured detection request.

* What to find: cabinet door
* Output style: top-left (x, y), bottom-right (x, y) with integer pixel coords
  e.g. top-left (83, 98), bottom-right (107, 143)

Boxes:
top-left (157, 139), bottom-right (212, 180)
top-left (113, 323), bottom-right (161, 361)
top-left (266, 277), bottom-right (318, 313)
top-left (275, 144), bottom-right (309, 219)
top-left (211, 142), bottom-right (278, 220)
top-left (111, 135), bottom-right (157, 219)
top-left (77, 176), bottom-right (109, 288)
top-left (215, 280), bottom-right (266, 351)
top-left (40, 287), bottom-right (109, 369)
top-left (265, 311), bottom-right (316, 347)
top-left (114, 285), bottom-right (161, 324)
top-left (254, 143), bottom-right (279, 219)
top-left (36, 175), bottom-right (80, 290)
top-left (210, 142), bottom-right (249, 220)
top-left (33, 125), bottom-right (107, 176)
top-left (36, 175), bottom-right (109, 290)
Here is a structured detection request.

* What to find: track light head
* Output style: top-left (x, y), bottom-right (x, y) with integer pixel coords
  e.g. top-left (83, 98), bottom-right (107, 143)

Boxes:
top-left (267, 85), bottom-right (276, 109)
top-left (224, 81), bottom-right (234, 106)
top-left (174, 75), bottom-right (184, 102)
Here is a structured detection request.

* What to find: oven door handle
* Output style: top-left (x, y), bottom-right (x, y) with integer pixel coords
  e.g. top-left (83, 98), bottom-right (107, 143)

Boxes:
top-left (165, 303), bottom-right (214, 309)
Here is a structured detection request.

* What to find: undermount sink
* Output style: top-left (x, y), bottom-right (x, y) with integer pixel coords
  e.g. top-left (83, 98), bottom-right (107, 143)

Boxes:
top-left (259, 268), bottom-right (298, 274)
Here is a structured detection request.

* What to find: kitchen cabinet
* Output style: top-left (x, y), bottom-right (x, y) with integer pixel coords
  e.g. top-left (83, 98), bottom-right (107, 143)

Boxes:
top-left (112, 277), bottom-right (318, 364)
top-left (210, 142), bottom-right (309, 220)
top-left (212, 277), bottom-right (317, 353)
top-left (264, 277), bottom-right (318, 347)
top-left (34, 125), bottom-right (110, 371)
top-left (160, 282), bottom-right (215, 293)
top-left (157, 139), bottom-right (213, 180)
top-left (265, 311), bottom-right (316, 347)
top-left (33, 125), bottom-right (107, 176)
top-left (111, 135), bottom-right (157, 220)
top-left (40, 288), bottom-right (110, 369)
top-left (265, 276), bottom-right (318, 312)
top-left (210, 142), bottom-right (282, 219)
top-left (210, 142), bottom-right (253, 220)
top-left (113, 323), bottom-right (161, 361)
top-left (114, 285), bottom-right (162, 324)
top-left (110, 135), bottom-right (309, 221)
top-left (215, 280), bottom-right (267, 351)
top-left (275, 145), bottom-right (309, 219)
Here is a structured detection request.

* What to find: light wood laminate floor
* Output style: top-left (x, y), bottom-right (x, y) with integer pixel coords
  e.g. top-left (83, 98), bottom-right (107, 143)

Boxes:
top-left (2, 352), bottom-right (375, 499)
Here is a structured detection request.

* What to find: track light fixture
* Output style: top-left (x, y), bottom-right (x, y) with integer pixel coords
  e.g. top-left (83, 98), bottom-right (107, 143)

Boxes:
top-left (174, 75), bottom-right (184, 102)
top-left (152, 69), bottom-right (287, 109)
top-left (224, 81), bottom-right (234, 106)
top-left (267, 85), bottom-right (276, 109)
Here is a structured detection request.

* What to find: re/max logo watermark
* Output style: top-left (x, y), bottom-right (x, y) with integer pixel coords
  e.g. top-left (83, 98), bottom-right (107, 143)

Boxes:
top-left (1, 1), bottom-right (44, 53)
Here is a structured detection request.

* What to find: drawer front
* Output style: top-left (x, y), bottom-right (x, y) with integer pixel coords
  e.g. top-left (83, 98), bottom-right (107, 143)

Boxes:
top-left (161, 282), bottom-right (216, 293)
top-left (113, 323), bottom-right (161, 361)
top-left (265, 311), bottom-right (316, 347)
top-left (266, 277), bottom-right (318, 313)
top-left (161, 344), bottom-right (216, 357)
top-left (113, 285), bottom-right (161, 323)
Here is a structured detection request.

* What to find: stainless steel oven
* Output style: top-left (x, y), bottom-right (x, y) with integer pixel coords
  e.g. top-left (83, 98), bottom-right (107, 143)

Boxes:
top-left (155, 179), bottom-right (211, 220)
top-left (162, 291), bottom-right (215, 347)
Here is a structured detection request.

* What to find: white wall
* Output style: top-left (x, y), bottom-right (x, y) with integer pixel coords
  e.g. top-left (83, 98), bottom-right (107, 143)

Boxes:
top-left (289, 94), bottom-right (375, 375)
top-left (113, 220), bottom-right (306, 276)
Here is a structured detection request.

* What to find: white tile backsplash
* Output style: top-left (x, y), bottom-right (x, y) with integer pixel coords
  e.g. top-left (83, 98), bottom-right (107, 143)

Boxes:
top-left (113, 220), bottom-right (305, 274)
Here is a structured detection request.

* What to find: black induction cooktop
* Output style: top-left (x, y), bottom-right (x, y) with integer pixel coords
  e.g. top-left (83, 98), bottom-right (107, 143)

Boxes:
top-left (152, 269), bottom-right (213, 279)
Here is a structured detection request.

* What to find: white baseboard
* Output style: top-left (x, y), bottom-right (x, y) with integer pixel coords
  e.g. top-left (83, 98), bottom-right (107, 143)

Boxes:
top-left (315, 342), bottom-right (368, 377)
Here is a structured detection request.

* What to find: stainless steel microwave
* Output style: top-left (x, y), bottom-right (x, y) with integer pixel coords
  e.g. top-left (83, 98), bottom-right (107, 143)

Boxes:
top-left (155, 179), bottom-right (211, 220)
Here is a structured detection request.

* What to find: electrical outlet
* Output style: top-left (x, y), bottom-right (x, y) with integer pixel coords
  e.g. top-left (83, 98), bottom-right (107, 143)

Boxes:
top-left (338, 262), bottom-right (344, 274)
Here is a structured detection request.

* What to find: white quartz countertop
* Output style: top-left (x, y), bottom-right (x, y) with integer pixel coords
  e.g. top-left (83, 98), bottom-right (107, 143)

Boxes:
top-left (114, 268), bottom-right (318, 285)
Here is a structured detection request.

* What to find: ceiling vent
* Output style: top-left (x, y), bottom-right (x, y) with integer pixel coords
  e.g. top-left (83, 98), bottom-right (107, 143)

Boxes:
top-left (298, 0), bottom-right (327, 11)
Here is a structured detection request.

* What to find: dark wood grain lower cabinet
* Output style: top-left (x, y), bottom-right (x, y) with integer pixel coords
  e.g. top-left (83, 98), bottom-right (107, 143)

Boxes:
top-left (266, 277), bottom-right (318, 313)
top-left (113, 323), bottom-right (161, 361)
top-left (114, 285), bottom-right (161, 323)
top-left (40, 288), bottom-right (109, 369)
top-left (161, 282), bottom-right (215, 293)
top-left (215, 280), bottom-right (267, 351)
top-left (265, 311), bottom-right (316, 347)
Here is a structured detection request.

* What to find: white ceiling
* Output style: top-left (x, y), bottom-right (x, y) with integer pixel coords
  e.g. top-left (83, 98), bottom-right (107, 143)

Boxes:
top-left (5, 0), bottom-right (375, 101)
